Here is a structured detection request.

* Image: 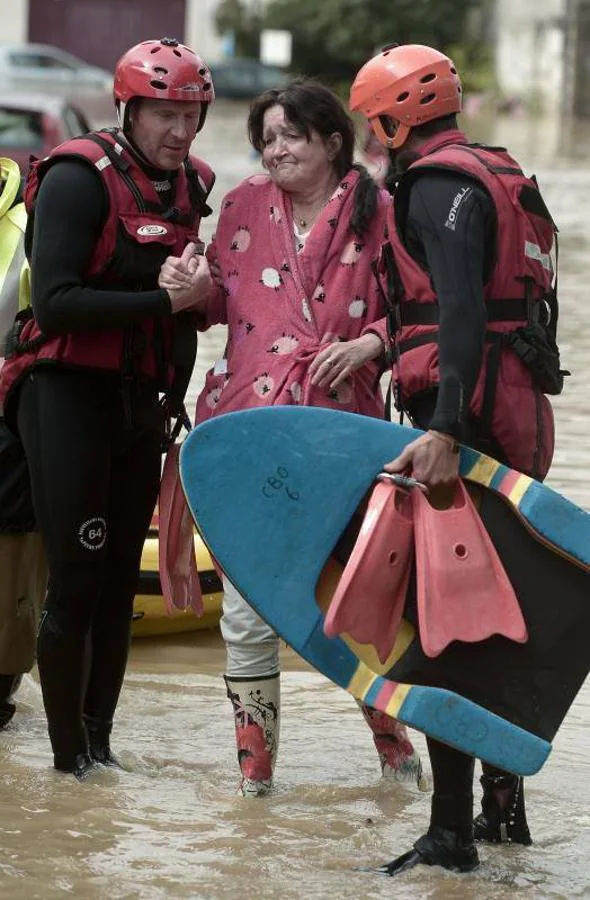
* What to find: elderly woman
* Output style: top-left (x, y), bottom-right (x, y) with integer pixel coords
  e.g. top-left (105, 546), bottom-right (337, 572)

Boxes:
top-left (161, 79), bottom-right (427, 797)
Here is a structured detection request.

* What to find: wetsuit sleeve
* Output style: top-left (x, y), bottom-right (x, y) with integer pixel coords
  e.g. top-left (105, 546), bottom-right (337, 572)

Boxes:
top-left (404, 172), bottom-right (493, 437)
top-left (30, 160), bottom-right (171, 335)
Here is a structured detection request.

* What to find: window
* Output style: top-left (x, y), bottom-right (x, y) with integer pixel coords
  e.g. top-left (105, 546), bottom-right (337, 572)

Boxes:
top-left (8, 51), bottom-right (77, 71)
top-left (63, 106), bottom-right (90, 138)
top-left (0, 109), bottom-right (44, 149)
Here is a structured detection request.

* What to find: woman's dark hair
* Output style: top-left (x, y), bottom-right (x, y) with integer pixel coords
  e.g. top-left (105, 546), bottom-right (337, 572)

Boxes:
top-left (248, 78), bottom-right (377, 237)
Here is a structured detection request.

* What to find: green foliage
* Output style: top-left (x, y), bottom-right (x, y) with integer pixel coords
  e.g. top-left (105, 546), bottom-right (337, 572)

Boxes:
top-left (214, 0), bottom-right (492, 94)
top-left (445, 41), bottom-right (496, 95)
top-left (262, 0), bottom-right (486, 82)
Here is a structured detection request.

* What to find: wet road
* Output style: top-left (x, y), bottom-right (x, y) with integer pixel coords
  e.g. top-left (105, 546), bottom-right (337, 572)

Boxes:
top-left (0, 102), bottom-right (588, 899)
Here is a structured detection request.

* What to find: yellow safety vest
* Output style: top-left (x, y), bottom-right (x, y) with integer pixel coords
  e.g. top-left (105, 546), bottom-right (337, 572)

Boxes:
top-left (0, 157), bottom-right (30, 358)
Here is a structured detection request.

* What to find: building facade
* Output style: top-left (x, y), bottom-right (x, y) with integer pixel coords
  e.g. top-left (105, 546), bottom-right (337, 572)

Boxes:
top-left (495, 0), bottom-right (590, 115)
top-left (0, 0), bottom-right (227, 70)
top-left (1, 0), bottom-right (589, 117)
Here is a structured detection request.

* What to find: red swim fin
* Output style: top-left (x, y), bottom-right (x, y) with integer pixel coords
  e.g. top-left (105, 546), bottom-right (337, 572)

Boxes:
top-left (323, 480), bottom-right (414, 664)
top-left (413, 480), bottom-right (528, 658)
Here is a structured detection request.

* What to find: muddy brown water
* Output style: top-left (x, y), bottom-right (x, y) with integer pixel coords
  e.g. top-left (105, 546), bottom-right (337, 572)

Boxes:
top-left (1, 103), bottom-right (588, 899)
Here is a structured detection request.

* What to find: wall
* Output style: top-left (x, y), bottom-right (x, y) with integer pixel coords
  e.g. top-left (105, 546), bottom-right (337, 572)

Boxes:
top-left (0, 0), bottom-right (257, 67)
top-left (495, 0), bottom-right (566, 111)
top-left (185, 0), bottom-right (273, 64)
top-left (565, 0), bottom-right (590, 117)
top-left (28, 0), bottom-right (186, 70)
top-left (0, 0), bottom-right (28, 44)
top-left (185, 0), bottom-right (226, 64)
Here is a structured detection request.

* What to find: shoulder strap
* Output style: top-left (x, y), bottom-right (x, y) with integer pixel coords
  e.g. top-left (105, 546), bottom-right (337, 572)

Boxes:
top-left (184, 155), bottom-right (214, 220)
top-left (456, 144), bottom-right (524, 176)
top-left (84, 132), bottom-right (147, 213)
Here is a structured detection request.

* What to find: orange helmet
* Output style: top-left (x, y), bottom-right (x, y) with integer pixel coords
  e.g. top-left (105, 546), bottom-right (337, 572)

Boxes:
top-left (114, 38), bottom-right (214, 132)
top-left (349, 44), bottom-right (461, 149)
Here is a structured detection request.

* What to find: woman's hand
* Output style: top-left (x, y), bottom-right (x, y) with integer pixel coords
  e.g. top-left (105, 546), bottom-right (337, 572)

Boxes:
top-left (209, 254), bottom-right (224, 288)
top-left (384, 430), bottom-right (460, 488)
top-left (309, 333), bottom-right (384, 389)
top-left (159, 243), bottom-right (212, 313)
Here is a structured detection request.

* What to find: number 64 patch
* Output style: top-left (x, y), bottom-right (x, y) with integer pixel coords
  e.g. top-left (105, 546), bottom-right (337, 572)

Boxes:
top-left (78, 517), bottom-right (107, 551)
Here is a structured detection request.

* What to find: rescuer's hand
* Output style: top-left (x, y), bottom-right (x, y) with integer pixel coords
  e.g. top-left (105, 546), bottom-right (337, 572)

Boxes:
top-left (384, 430), bottom-right (460, 488)
top-left (159, 243), bottom-right (212, 313)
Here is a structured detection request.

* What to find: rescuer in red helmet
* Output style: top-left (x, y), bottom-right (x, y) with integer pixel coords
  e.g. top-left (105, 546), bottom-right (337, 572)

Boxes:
top-left (0, 38), bottom-right (216, 778)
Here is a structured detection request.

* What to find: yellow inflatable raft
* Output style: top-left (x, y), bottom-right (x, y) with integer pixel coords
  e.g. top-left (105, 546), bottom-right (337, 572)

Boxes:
top-left (132, 527), bottom-right (223, 638)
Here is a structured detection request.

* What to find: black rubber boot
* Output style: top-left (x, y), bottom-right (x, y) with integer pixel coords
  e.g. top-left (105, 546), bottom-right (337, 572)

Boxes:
top-left (377, 826), bottom-right (479, 876)
top-left (473, 773), bottom-right (532, 845)
top-left (0, 700), bottom-right (16, 729)
top-left (37, 610), bottom-right (90, 766)
top-left (84, 715), bottom-right (122, 768)
top-left (0, 674), bottom-right (21, 729)
top-left (372, 738), bottom-right (479, 877)
top-left (54, 749), bottom-right (98, 781)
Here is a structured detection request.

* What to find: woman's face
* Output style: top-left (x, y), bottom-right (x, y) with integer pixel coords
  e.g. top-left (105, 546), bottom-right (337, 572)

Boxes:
top-left (261, 104), bottom-right (340, 193)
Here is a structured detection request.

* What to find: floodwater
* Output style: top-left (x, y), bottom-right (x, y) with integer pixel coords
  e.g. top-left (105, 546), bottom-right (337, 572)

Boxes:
top-left (1, 101), bottom-right (588, 899)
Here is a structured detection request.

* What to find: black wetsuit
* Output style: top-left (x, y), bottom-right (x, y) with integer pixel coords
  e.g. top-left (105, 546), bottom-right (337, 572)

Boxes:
top-left (396, 169), bottom-right (496, 443)
top-left (396, 170), bottom-right (517, 847)
top-left (15, 157), bottom-right (176, 772)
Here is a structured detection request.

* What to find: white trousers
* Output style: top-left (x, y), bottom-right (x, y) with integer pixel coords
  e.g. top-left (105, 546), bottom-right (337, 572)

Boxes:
top-left (221, 576), bottom-right (280, 678)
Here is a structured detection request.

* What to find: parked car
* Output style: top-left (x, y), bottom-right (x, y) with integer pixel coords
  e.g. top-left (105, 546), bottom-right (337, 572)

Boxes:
top-left (209, 57), bottom-right (290, 99)
top-left (0, 93), bottom-right (91, 173)
top-left (0, 43), bottom-right (113, 98)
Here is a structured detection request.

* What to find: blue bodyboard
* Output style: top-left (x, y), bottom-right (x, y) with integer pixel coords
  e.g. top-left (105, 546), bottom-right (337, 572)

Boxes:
top-left (179, 407), bottom-right (590, 776)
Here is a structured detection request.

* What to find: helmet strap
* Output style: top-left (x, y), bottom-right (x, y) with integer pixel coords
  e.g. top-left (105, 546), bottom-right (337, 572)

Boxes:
top-left (115, 99), bottom-right (126, 130)
top-left (117, 99), bottom-right (139, 135)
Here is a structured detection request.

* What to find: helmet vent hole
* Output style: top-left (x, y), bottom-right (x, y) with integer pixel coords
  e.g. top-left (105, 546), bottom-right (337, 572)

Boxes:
top-left (203, 82), bottom-right (211, 91)
top-left (420, 73), bottom-right (436, 84)
top-left (199, 68), bottom-right (207, 76)
top-left (150, 80), bottom-right (167, 90)
top-left (397, 91), bottom-right (410, 102)
top-left (420, 93), bottom-right (436, 105)
top-left (150, 47), bottom-right (160, 54)
top-left (173, 49), bottom-right (182, 58)
top-left (450, 66), bottom-right (457, 74)
top-left (154, 67), bottom-right (168, 75)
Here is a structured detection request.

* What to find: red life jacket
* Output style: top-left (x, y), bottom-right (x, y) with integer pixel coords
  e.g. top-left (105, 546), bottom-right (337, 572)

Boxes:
top-left (383, 129), bottom-right (558, 479)
top-left (0, 129), bottom-right (215, 421)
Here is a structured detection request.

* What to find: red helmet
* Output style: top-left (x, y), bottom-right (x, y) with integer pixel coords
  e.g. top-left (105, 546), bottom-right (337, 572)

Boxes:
top-left (349, 44), bottom-right (461, 149)
top-left (114, 38), bottom-right (214, 132)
